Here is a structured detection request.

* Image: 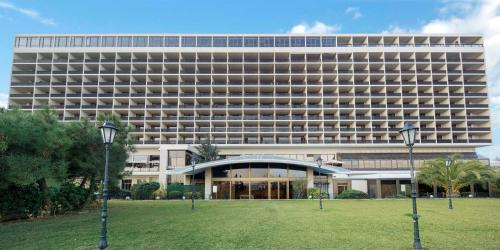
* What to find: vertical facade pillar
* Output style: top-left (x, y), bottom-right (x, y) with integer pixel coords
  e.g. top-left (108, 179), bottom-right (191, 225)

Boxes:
top-left (159, 148), bottom-right (168, 187)
top-left (306, 167), bottom-right (314, 189)
top-left (376, 179), bottom-right (382, 199)
top-left (488, 182), bottom-right (494, 197)
top-left (204, 168), bottom-right (212, 200)
top-left (396, 179), bottom-right (401, 196)
top-left (328, 175), bottom-right (334, 199)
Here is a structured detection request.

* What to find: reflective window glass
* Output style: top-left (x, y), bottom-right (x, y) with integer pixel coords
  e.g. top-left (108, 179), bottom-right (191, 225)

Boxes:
top-left (232, 164), bottom-right (249, 178)
top-left (306, 37), bottom-right (321, 47)
top-left (259, 37), bottom-right (274, 47)
top-left (55, 37), bottom-right (68, 47)
top-left (288, 165), bottom-right (307, 177)
top-left (197, 36), bottom-right (212, 47)
top-left (181, 36), bottom-right (197, 47)
top-left (117, 36), bottom-right (132, 47)
top-left (29, 37), bottom-right (40, 47)
top-left (228, 37), bottom-right (243, 47)
top-left (165, 36), bottom-right (179, 47)
top-left (85, 36), bottom-right (99, 47)
top-left (244, 37), bottom-right (258, 47)
top-left (250, 163), bottom-right (268, 177)
top-left (71, 37), bottom-right (84, 47)
top-left (133, 36), bottom-right (148, 47)
top-left (291, 37), bottom-right (305, 47)
top-left (275, 37), bottom-right (289, 47)
top-left (17, 37), bottom-right (28, 47)
top-left (102, 37), bottom-right (116, 47)
top-left (213, 37), bottom-right (227, 47)
top-left (149, 36), bottom-right (163, 47)
top-left (322, 36), bottom-right (336, 47)
top-left (41, 37), bottom-right (52, 47)
top-left (212, 166), bottom-right (231, 178)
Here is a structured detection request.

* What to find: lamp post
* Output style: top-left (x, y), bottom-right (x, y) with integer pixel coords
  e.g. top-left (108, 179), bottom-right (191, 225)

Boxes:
top-left (445, 156), bottom-right (453, 209)
top-left (98, 121), bottom-right (118, 250)
top-left (399, 122), bottom-right (422, 250)
top-left (191, 155), bottom-right (196, 210)
top-left (314, 155), bottom-right (323, 210)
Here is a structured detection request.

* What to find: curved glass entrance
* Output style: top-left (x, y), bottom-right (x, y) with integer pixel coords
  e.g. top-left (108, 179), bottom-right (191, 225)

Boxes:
top-left (210, 162), bottom-right (312, 200)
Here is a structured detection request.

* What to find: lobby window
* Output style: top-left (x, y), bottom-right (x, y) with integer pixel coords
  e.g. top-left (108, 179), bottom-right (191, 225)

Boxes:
top-left (117, 36), bottom-right (132, 47)
top-left (213, 37), bottom-right (227, 47)
top-left (275, 37), bottom-right (290, 47)
top-left (288, 165), bottom-right (306, 177)
top-left (259, 37), bottom-right (274, 47)
top-left (212, 165), bottom-right (231, 178)
top-left (85, 36), bottom-right (100, 47)
top-left (228, 37), bottom-right (243, 47)
top-left (165, 36), bottom-right (180, 47)
top-left (101, 36), bottom-right (116, 47)
top-left (306, 37), bottom-right (321, 47)
top-left (291, 37), bottom-right (305, 47)
top-left (149, 36), bottom-right (163, 47)
top-left (322, 36), bottom-right (336, 47)
top-left (244, 37), bottom-right (259, 47)
top-left (181, 36), bottom-right (197, 47)
top-left (197, 36), bottom-right (212, 47)
top-left (70, 36), bottom-right (85, 47)
top-left (133, 36), bottom-right (148, 47)
top-left (54, 37), bottom-right (69, 47)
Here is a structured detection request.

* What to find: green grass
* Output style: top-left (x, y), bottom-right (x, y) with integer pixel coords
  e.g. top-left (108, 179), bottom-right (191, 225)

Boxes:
top-left (1, 199), bottom-right (499, 249)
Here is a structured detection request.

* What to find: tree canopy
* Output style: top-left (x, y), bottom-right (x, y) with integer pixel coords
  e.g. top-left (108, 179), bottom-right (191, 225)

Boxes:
top-left (194, 140), bottom-right (220, 162)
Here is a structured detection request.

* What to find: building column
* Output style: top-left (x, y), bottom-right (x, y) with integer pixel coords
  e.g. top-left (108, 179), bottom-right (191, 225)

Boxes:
top-left (376, 179), bottom-right (382, 199)
top-left (204, 168), bottom-right (212, 200)
top-left (488, 182), bottom-right (494, 197)
top-left (306, 167), bottom-right (314, 189)
top-left (328, 175), bottom-right (334, 199)
top-left (159, 148), bottom-right (168, 187)
top-left (396, 179), bottom-right (401, 196)
top-left (470, 184), bottom-right (475, 197)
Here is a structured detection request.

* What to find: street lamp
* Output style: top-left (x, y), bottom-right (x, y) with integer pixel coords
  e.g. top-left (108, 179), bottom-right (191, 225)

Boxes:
top-left (314, 155), bottom-right (323, 210)
top-left (98, 121), bottom-right (118, 250)
top-left (445, 156), bottom-right (453, 209)
top-left (399, 122), bottom-right (422, 250)
top-left (191, 155), bottom-right (196, 210)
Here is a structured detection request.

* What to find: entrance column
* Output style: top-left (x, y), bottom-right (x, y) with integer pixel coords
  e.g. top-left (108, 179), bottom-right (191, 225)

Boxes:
top-left (159, 148), bottom-right (168, 186)
top-left (204, 168), bottom-right (212, 200)
top-left (306, 167), bottom-right (314, 189)
top-left (376, 179), bottom-right (382, 199)
top-left (328, 175), bottom-right (334, 199)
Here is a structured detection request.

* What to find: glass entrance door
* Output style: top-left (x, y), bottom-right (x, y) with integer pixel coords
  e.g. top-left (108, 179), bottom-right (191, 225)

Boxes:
top-left (270, 181), bottom-right (288, 199)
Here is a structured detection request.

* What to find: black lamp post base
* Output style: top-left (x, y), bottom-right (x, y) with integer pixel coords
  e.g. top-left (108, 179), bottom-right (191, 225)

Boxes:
top-left (99, 239), bottom-right (107, 249)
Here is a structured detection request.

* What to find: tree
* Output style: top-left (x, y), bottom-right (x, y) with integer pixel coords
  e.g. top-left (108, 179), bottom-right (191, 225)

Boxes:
top-left (195, 139), bottom-right (220, 162)
top-left (418, 154), bottom-right (496, 197)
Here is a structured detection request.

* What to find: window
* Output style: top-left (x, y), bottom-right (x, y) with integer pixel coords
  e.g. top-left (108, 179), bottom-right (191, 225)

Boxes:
top-left (117, 36), bottom-right (132, 47)
top-left (228, 37), bottom-right (243, 47)
top-left (291, 37), bottom-right (305, 47)
top-left (133, 36), bottom-right (148, 47)
top-left (181, 36), bottom-right (197, 47)
top-left (149, 36), bottom-right (163, 47)
top-left (259, 37), bottom-right (274, 47)
top-left (197, 36), bottom-right (212, 47)
top-left (54, 37), bottom-right (68, 47)
top-left (275, 37), bottom-right (289, 47)
top-left (121, 180), bottom-right (132, 190)
top-left (102, 36), bottom-right (116, 47)
top-left (30, 37), bottom-right (40, 47)
top-left (322, 36), bottom-right (336, 47)
top-left (16, 37), bottom-right (28, 47)
top-left (213, 37), bottom-right (227, 47)
top-left (70, 36), bottom-right (84, 47)
top-left (244, 37), bottom-right (258, 47)
top-left (306, 37), bottom-right (321, 47)
top-left (85, 36), bottom-right (100, 47)
top-left (40, 36), bottom-right (53, 47)
top-left (165, 36), bottom-right (179, 47)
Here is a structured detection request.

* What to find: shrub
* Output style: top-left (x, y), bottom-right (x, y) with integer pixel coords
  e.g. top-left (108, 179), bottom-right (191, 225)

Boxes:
top-left (185, 191), bottom-right (202, 199)
top-left (307, 188), bottom-right (329, 199)
top-left (336, 189), bottom-right (369, 199)
top-left (49, 182), bottom-right (88, 214)
top-left (152, 185), bottom-right (167, 199)
top-left (168, 190), bottom-right (183, 199)
top-left (0, 184), bottom-right (45, 221)
top-left (131, 182), bottom-right (160, 200)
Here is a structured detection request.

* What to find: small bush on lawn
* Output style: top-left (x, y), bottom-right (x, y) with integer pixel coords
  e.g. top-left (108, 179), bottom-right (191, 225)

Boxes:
top-left (131, 182), bottom-right (160, 200)
top-left (307, 188), bottom-right (329, 199)
top-left (336, 189), bottom-right (369, 199)
top-left (168, 191), bottom-right (183, 199)
top-left (49, 183), bottom-right (88, 215)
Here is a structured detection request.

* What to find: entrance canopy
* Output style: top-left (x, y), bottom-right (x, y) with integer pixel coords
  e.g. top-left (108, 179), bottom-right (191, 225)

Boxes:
top-left (168, 155), bottom-right (348, 175)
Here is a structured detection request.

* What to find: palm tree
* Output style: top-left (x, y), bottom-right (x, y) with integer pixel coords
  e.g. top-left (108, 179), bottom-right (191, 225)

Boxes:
top-left (194, 140), bottom-right (220, 163)
top-left (418, 154), bottom-right (496, 197)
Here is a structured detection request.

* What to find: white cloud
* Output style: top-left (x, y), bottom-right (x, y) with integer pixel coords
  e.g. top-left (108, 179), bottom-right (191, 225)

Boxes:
top-left (0, 93), bottom-right (8, 108)
top-left (345, 7), bottom-right (362, 20)
top-left (288, 21), bottom-right (341, 34)
top-left (0, 1), bottom-right (56, 26)
top-left (382, 25), bottom-right (416, 34)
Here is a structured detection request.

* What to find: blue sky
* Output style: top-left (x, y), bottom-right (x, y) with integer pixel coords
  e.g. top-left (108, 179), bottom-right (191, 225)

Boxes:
top-left (0, 0), bottom-right (498, 159)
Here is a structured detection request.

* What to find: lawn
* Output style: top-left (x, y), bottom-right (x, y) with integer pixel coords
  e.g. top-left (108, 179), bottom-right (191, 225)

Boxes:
top-left (0, 199), bottom-right (499, 250)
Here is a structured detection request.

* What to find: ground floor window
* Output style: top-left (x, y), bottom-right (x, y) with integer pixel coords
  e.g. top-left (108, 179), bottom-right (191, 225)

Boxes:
top-left (122, 179), bottom-right (132, 190)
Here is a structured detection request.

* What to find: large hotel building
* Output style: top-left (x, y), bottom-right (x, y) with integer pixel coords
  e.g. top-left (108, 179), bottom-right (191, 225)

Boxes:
top-left (8, 34), bottom-right (493, 199)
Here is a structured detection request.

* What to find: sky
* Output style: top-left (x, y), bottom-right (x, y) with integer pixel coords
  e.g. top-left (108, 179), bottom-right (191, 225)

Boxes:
top-left (0, 0), bottom-right (498, 159)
